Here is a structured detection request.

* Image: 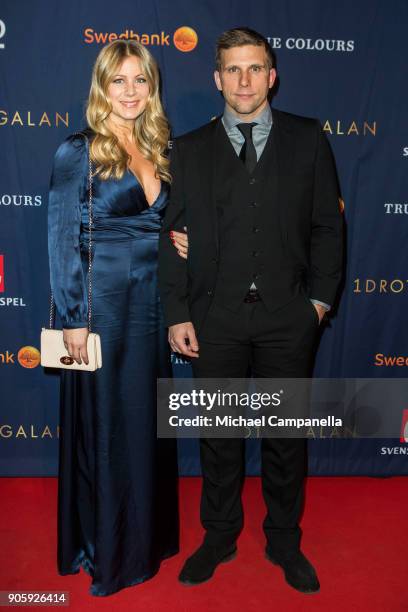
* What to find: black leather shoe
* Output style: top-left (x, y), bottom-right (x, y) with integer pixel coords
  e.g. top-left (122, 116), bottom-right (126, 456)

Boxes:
top-left (265, 547), bottom-right (320, 593)
top-left (179, 542), bottom-right (237, 586)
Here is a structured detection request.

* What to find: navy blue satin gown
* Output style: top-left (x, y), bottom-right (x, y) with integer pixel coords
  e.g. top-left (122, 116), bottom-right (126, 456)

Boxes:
top-left (48, 132), bottom-right (179, 596)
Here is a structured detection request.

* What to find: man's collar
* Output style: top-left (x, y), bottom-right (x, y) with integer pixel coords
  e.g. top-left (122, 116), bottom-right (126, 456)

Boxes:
top-left (222, 104), bottom-right (273, 132)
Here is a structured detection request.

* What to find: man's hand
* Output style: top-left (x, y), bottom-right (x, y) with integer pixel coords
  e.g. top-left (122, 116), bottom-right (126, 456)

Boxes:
top-left (313, 303), bottom-right (326, 324)
top-left (168, 322), bottom-right (199, 358)
top-left (63, 327), bottom-right (89, 365)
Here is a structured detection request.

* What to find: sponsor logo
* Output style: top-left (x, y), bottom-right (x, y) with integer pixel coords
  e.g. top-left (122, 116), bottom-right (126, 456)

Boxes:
top-left (379, 412), bottom-right (408, 453)
top-left (374, 354), bottom-right (408, 367)
top-left (0, 297), bottom-right (27, 307)
top-left (17, 346), bottom-right (41, 369)
top-left (339, 197), bottom-right (345, 213)
top-left (0, 351), bottom-right (14, 364)
top-left (0, 260), bottom-right (26, 305)
top-left (400, 410), bottom-right (408, 443)
top-left (0, 347), bottom-right (40, 368)
top-left (380, 446), bottom-right (408, 455)
top-left (0, 255), bottom-right (3, 292)
top-left (173, 27), bottom-right (198, 52)
top-left (268, 36), bottom-right (354, 52)
top-left (403, 147), bottom-right (408, 156)
top-left (353, 279), bottom-right (408, 294)
top-left (323, 120), bottom-right (376, 136)
top-left (384, 202), bottom-right (408, 215)
top-left (0, 20), bottom-right (5, 50)
top-left (84, 25), bottom-right (198, 52)
top-left (0, 424), bottom-right (59, 439)
top-left (0, 194), bottom-right (42, 207)
top-left (0, 111), bottom-right (69, 128)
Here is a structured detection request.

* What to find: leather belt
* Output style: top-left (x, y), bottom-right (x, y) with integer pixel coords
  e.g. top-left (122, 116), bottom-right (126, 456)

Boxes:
top-left (243, 288), bottom-right (262, 303)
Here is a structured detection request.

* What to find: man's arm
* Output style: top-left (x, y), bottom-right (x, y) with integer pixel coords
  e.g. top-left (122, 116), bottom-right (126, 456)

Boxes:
top-left (158, 139), bottom-right (191, 327)
top-left (309, 121), bottom-right (344, 307)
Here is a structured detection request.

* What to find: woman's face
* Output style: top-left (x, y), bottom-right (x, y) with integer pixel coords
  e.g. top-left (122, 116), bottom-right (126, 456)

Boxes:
top-left (106, 55), bottom-right (150, 125)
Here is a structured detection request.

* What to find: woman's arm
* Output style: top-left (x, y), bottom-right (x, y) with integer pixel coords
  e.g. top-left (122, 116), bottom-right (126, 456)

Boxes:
top-left (48, 134), bottom-right (90, 363)
top-left (48, 135), bottom-right (88, 363)
top-left (48, 134), bottom-right (89, 328)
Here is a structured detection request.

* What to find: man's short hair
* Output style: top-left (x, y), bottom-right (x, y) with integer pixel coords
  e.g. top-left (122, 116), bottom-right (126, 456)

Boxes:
top-left (215, 27), bottom-right (275, 71)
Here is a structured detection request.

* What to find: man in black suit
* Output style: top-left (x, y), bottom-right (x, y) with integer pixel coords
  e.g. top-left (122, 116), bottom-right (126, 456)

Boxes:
top-left (158, 27), bottom-right (343, 593)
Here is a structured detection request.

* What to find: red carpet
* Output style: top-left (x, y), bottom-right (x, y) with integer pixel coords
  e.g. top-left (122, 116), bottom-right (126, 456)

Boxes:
top-left (1, 476), bottom-right (406, 611)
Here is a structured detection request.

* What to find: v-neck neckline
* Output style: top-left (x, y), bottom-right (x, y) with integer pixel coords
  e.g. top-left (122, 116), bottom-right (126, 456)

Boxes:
top-left (127, 168), bottom-right (162, 208)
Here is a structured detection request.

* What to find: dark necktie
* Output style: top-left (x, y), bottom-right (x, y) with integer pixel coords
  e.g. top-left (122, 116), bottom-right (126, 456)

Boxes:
top-left (237, 122), bottom-right (257, 174)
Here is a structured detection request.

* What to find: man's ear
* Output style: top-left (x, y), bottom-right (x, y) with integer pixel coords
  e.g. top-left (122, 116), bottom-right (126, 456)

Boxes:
top-left (269, 68), bottom-right (277, 89)
top-left (214, 70), bottom-right (222, 92)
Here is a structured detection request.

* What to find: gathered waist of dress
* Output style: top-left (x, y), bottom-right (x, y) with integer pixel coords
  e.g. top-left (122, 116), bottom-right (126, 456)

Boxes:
top-left (80, 215), bottom-right (161, 243)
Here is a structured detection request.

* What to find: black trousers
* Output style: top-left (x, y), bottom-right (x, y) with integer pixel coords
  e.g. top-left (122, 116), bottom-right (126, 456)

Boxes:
top-left (191, 292), bottom-right (319, 554)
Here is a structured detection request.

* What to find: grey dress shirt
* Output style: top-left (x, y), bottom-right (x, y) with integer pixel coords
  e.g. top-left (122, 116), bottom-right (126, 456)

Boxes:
top-left (221, 105), bottom-right (330, 312)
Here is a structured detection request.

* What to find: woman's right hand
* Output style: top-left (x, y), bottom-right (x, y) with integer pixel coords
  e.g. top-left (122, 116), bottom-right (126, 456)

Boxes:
top-left (170, 226), bottom-right (188, 259)
top-left (63, 328), bottom-right (89, 365)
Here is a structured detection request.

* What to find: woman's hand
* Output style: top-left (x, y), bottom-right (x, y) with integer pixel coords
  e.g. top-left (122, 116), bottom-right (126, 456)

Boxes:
top-left (63, 328), bottom-right (89, 365)
top-left (170, 226), bottom-right (188, 259)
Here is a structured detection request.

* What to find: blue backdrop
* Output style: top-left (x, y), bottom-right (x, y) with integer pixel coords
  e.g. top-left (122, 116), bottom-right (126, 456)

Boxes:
top-left (1, 0), bottom-right (407, 476)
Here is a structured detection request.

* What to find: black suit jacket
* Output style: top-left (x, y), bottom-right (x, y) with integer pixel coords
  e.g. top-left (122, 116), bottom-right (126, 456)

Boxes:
top-left (158, 108), bottom-right (343, 332)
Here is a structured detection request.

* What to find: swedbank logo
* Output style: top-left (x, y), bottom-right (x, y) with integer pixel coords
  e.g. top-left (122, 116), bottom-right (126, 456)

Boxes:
top-left (17, 346), bottom-right (41, 369)
top-left (173, 27), bottom-right (198, 52)
top-left (84, 26), bottom-right (198, 52)
top-left (0, 346), bottom-right (41, 368)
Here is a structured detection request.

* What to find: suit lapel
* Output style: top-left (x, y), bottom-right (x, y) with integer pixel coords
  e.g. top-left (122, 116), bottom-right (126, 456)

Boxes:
top-left (272, 108), bottom-right (295, 175)
top-left (271, 109), bottom-right (295, 248)
top-left (195, 118), bottom-right (222, 257)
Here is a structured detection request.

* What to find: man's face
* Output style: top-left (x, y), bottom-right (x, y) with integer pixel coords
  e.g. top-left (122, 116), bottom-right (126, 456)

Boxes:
top-left (214, 44), bottom-right (276, 120)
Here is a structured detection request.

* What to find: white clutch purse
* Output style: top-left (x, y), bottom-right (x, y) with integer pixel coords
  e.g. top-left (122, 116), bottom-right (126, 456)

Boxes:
top-left (40, 328), bottom-right (102, 371)
top-left (42, 131), bottom-right (102, 372)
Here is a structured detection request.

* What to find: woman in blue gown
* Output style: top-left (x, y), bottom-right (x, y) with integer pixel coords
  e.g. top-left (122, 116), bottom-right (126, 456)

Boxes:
top-left (48, 40), bottom-right (186, 596)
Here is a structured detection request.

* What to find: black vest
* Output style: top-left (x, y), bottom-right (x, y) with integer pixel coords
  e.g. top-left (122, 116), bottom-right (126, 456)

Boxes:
top-left (213, 123), bottom-right (302, 312)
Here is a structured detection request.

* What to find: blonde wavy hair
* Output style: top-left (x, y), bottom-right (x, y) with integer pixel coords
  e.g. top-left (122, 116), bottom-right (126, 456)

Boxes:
top-left (86, 40), bottom-right (171, 182)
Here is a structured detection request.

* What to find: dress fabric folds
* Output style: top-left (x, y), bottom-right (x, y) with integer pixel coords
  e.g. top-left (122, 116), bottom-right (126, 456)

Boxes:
top-left (48, 132), bottom-right (179, 596)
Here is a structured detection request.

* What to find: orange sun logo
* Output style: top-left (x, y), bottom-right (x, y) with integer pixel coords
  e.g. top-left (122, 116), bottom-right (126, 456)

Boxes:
top-left (18, 346), bottom-right (41, 369)
top-left (173, 27), bottom-right (198, 52)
